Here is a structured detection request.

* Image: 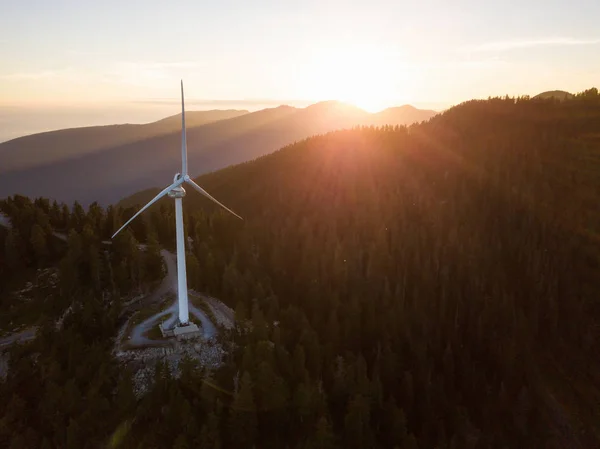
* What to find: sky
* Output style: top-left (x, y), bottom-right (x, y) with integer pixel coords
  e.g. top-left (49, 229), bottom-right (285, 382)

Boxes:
top-left (1, 0), bottom-right (599, 141)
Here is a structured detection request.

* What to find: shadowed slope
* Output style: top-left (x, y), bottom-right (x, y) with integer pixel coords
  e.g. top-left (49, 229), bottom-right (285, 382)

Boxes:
top-left (0, 103), bottom-right (436, 205)
top-left (120, 93), bottom-right (600, 447)
top-left (0, 109), bottom-right (249, 173)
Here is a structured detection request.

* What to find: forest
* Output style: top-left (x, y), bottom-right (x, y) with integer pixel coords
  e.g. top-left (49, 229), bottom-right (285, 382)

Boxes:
top-left (1, 89), bottom-right (600, 448)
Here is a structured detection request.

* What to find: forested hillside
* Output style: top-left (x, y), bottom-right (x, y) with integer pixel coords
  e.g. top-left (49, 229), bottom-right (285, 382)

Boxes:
top-left (0, 102), bottom-right (435, 206)
top-left (0, 195), bottom-right (165, 448)
top-left (1, 89), bottom-right (600, 448)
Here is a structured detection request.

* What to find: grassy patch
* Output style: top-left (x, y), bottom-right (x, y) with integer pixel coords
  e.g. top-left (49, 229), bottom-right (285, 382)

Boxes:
top-left (120, 294), bottom-right (174, 344)
top-left (144, 320), bottom-right (169, 341)
top-left (133, 293), bottom-right (173, 323)
top-left (189, 293), bottom-right (217, 324)
top-left (189, 316), bottom-right (202, 329)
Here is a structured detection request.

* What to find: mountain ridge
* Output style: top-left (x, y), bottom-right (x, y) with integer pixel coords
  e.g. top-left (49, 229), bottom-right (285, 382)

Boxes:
top-left (0, 109), bottom-right (250, 172)
top-left (0, 102), bottom-right (437, 205)
top-left (533, 90), bottom-right (575, 101)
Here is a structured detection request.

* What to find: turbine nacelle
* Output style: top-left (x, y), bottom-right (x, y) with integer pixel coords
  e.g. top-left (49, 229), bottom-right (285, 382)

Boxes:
top-left (169, 173), bottom-right (186, 198)
top-left (168, 185), bottom-right (186, 199)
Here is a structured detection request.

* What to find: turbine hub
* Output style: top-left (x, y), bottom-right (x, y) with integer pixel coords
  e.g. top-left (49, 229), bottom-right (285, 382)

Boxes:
top-left (168, 185), bottom-right (186, 198)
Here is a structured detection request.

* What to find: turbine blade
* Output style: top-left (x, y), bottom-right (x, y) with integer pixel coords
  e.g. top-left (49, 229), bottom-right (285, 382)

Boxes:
top-left (185, 177), bottom-right (243, 220)
top-left (181, 80), bottom-right (188, 176)
top-left (112, 179), bottom-right (182, 239)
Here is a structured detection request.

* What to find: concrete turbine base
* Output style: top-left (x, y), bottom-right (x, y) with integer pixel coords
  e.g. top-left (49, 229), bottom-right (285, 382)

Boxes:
top-left (173, 322), bottom-right (201, 340)
top-left (159, 321), bottom-right (201, 340)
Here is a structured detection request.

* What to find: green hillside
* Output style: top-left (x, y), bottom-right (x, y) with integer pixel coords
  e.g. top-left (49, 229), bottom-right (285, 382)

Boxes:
top-left (1, 89), bottom-right (599, 448)
top-left (115, 89), bottom-right (600, 447)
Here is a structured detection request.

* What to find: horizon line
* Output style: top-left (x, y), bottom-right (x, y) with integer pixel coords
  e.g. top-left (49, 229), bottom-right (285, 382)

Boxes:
top-left (130, 98), bottom-right (442, 111)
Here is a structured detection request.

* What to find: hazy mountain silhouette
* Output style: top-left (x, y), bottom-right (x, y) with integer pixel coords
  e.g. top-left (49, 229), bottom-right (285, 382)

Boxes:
top-left (533, 90), bottom-right (574, 101)
top-left (370, 105), bottom-right (439, 125)
top-left (0, 102), bottom-right (436, 205)
top-left (0, 109), bottom-right (249, 173)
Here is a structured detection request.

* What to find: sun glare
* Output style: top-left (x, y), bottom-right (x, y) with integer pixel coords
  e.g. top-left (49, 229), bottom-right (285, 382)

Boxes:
top-left (302, 45), bottom-right (411, 112)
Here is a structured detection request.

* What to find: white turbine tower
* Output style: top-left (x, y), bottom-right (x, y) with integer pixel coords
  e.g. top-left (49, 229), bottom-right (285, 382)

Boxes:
top-left (112, 81), bottom-right (242, 331)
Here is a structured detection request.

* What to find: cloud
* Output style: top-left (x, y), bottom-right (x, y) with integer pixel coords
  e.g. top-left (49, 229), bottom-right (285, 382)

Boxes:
top-left (1, 61), bottom-right (202, 83)
top-left (114, 61), bottom-right (203, 70)
top-left (419, 58), bottom-right (507, 69)
top-left (397, 57), bottom-right (508, 72)
top-left (67, 49), bottom-right (113, 56)
top-left (463, 37), bottom-right (600, 53)
top-left (0, 68), bottom-right (77, 80)
top-left (101, 61), bottom-right (205, 87)
top-left (132, 98), bottom-right (297, 107)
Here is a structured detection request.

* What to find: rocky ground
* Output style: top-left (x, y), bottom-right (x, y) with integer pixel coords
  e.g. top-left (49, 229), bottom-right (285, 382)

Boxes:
top-left (115, 337), bottom-right (229, 397)
top-left (8, 268), bottom-right (59, 306)
top-left (0, 213), bottom-right (11, 228)
top-left (114, 280), bottom-right (235, 397)
top-left (200, 294), bottom-right (235, 330)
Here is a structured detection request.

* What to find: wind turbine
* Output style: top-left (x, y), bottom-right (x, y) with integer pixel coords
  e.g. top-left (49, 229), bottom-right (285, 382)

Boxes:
top-left (112, 81), bottom-right (242, 330)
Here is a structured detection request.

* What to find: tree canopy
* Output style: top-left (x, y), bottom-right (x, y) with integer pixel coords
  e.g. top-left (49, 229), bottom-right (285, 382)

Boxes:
top-left (1, 91), bottom-right (600, 448)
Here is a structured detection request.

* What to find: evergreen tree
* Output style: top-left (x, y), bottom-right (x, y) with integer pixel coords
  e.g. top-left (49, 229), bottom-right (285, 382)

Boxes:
top-left (186, 252), bottom-right (201, 290)
top-left (200, 411), bottom-right (222, 449)
top-left (30, 224), bottom-right (48, 266)
top-left (305, 415), bottom-right (337, 449)
top-left (228, 371), bottom-right (258, 448)
top-left (343, 394), bottom-right (373, 449)
top-left (2, 93), bottom-right (600, 448)
top-left (5, 229), bottom-right (24, 269)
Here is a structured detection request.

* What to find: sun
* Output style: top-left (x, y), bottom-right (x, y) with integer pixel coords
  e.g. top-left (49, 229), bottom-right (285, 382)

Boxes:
top-left (301, 44), bottom-right (411, 112)
top-left (339, 88), bottom-right (393, 113)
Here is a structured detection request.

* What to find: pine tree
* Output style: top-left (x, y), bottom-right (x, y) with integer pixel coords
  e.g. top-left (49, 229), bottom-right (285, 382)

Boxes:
top-left (173, 434), bottom-right (190, 449)
top-left (384, 399), bottom-right (408, 448)
top-left (251, 301), bottom-right (268, 341)
top-left (343, 394), bottom-right (373, 449)
top-left (406, 433), bottom-right (419, 449)
top-left (186, 252), bottom-right (201, 290)
top-left (5, 229), bottom-right (24, 269)
top-left (59, 254), bottom-right (78, 296)
top-left (66, 418), bottom-right (80, 449)
top-left (229, 371), bottom-right (258, 448)
top-left (144, 232), bottom-right (164, 281)
top-left (292, 345), bottom-right (309, 385)
top-left (30, 224), bottom-right (48, 266)
top-left (305, 415), bottom-right (337, 449)
top-left (200, 411), bottom-right (222, 449)
top-left (235, 300), bottom-right (248, 327)
top-left (71, 201), bottom-right (86, 232)
top-left (9, 434), bottom-right (26, 449)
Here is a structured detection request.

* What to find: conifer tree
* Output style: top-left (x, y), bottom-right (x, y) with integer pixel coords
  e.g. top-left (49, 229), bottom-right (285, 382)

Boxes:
top-left (229, 371), bottom-right (258, 448)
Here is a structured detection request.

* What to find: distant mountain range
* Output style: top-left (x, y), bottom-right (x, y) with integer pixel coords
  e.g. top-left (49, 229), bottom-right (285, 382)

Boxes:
top-left (0, 109), bottom-right (248, 173)
top-left (0, 102), bottom-right (436, 206)
top-left (533, 90), bottom-right (575, 101)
